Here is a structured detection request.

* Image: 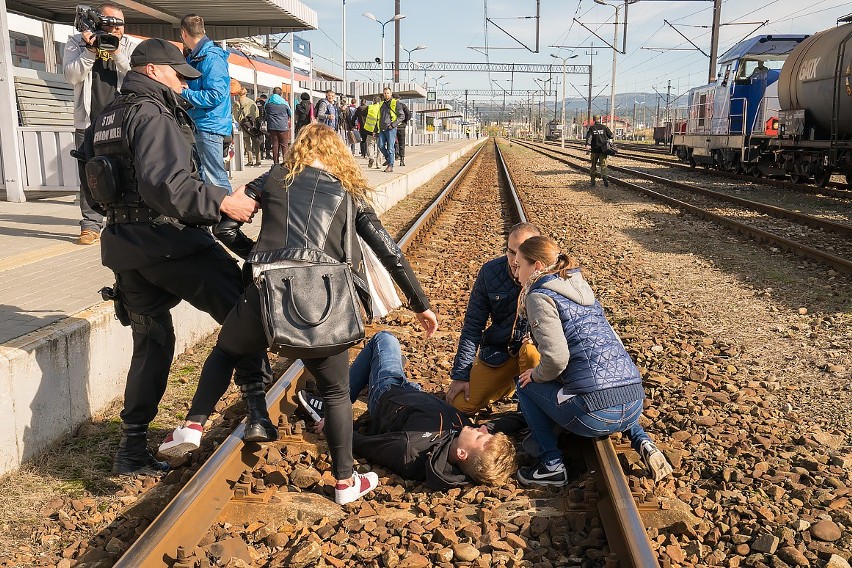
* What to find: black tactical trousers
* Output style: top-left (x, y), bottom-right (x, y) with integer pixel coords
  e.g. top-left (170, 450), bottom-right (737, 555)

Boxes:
top-left (117, 244), bottom-right (271, 425)
top-left (395, 127), bottom-right (406, 158)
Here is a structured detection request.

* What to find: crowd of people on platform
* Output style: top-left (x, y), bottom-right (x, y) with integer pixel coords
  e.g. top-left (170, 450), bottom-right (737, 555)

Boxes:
top-left (65, 4), bottom-right (413, 246)
top-left (70, 5), bottom-right (672, 507)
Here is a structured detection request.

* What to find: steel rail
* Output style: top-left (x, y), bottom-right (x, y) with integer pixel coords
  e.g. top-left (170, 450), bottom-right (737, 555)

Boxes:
top-left (584, 440), bottom-right (662, 568)
top-left (514, 139), bottom-right (852, 275)
top-left (116, 140), bottom-right (489, 568)
top-left (549, 139), bottom-right (852, 199)
top-left (495, 139), bottom-right (661, 568)
top-left (114, 362), bottom-right (306, 568)
top-left (398, 143), bottom-right (486, 252)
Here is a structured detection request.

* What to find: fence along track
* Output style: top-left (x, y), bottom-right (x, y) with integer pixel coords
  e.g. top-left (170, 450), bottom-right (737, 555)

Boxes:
top-left (115, 143), bottom-right (487, 567)
top-left (495, 140), bottom-right (661, 568)
top-left (513, 139), bottom-right (852, 275)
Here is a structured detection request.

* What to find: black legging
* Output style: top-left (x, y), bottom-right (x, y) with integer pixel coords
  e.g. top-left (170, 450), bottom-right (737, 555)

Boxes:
top-left (200, 283), bottom-right (354, 480)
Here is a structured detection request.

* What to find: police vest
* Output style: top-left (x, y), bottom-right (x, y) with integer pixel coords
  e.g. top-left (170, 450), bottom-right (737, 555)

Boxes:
top-left (363, 103), bottom-right (381, 133)
top-left (90, 93), bottom-right (198, 208)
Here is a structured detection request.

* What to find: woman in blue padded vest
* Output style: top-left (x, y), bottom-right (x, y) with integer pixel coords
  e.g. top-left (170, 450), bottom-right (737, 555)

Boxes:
top-left (512, 235), bottom-right (672, 487)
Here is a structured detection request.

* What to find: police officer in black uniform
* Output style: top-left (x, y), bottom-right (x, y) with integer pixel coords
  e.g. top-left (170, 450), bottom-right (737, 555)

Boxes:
top-left (81, 38), bottom-right (276, 476)
top-left (393, 94), bottom-right (412, 167)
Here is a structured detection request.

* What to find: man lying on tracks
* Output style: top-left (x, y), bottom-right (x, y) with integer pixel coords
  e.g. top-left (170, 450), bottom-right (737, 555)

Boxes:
top-left (298, 331), bottom-right (518, 490)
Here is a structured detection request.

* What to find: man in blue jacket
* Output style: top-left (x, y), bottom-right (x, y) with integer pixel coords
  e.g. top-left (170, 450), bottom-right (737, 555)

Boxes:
top-left (446, 222), bottom-right (542, 414)
top-left (180, 14), bottom-right (232, 192)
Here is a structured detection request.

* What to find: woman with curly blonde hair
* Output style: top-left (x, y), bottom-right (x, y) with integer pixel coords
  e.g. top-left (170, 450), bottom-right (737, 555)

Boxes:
top-left (160, 122), bottom-right (438, 505)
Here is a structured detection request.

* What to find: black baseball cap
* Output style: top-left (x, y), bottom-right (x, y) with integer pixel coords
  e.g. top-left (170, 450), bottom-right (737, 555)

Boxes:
top-left (130, 38), bottom-right (201, 79)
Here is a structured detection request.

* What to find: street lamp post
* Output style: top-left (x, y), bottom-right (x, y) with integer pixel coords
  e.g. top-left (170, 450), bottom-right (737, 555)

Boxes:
top-left (534, 77), bottom-right (553, 141)
top-left (594, 0), bottom-right (638, 134)
top-left (401, 44), bottom-right (427, 82)
top-left (551, 53), bottom-right (578, 148)
top-left (594, 0), bottom-right (620, 133)
top-left (363, 12), bottom-right (406, 84)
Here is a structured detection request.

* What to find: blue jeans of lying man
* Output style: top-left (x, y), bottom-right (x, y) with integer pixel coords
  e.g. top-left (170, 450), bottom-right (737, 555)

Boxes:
top-left (515, 378), bottom-right (651, 465)
top-left (349, 331), bottom-right (421, 413)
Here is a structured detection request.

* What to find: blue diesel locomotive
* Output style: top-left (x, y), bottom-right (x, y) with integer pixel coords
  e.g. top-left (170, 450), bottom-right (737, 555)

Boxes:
top-left (672, 19), bottom-right (852, 186)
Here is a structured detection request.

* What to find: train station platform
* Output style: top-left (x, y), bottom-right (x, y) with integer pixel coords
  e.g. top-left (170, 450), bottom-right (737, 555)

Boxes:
top-left (0, 136), bottom-right (485, 476)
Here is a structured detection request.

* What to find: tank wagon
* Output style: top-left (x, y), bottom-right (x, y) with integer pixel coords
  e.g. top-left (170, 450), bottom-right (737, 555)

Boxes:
top-left (672, 19), bottom-right (852, 185)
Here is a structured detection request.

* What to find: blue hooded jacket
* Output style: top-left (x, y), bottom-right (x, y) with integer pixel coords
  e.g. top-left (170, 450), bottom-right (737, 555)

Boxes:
top-left (181, 36), bottom-right (232, 136)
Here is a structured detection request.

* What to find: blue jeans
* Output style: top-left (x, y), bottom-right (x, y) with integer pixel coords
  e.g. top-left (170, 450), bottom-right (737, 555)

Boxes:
top-left (516, 378), bottom-right (650, 464)
top-left (377, 128), bottom-right (397, 167)
top-left (349, 331), bottom-right (420, 413)
top-left (195, 130), bottom-right (232, 193)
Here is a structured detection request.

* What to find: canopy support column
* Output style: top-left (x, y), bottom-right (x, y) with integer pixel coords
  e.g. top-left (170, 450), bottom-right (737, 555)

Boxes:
top-left (0, 2), bottom-right (25, 202)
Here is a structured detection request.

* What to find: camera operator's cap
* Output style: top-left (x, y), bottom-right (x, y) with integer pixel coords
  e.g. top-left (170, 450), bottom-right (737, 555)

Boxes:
top-left (130, 38), bottom-right (201, 79)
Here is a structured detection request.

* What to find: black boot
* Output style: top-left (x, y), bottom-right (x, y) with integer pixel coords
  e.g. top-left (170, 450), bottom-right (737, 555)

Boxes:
top-left (400, 157), bottom-right (405, 166)
top-left (112, 423), bottom-right (170, 476)
top-left (241, 383), bottom-right (278, 443)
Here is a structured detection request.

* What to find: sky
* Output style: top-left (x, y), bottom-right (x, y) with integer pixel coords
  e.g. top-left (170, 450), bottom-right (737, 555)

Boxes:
top-left (299, 0), bottom-right (852, 107)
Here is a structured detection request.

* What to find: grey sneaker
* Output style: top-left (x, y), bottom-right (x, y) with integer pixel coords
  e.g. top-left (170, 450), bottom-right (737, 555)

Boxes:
top-left (640, 441), bottom-right (673, 482)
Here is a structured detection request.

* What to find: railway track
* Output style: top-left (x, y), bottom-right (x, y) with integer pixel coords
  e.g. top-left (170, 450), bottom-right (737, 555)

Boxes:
top-left (515, 139), bottom-right (852, 275)
top-left (113, 140), bottom-right (665, 567)
top-left (546, 139), bottom-right (852, 200)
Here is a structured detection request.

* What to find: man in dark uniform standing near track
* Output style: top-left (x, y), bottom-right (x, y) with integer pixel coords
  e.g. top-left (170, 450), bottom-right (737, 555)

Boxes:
top-left (584, 115), bottom-right (613, 187)
top-left (80, 39), bottom-right (272, 476)
top-left (393, 94), bottom-right (411, 167)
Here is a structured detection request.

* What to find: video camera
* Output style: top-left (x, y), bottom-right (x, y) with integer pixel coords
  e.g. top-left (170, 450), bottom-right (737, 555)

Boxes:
top-left (74, 5), bottom-right (123, 52)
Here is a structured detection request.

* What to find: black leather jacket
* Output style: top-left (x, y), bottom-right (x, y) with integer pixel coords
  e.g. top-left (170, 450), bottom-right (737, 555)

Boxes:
top-left (215, 165), bottom-right (430, 319)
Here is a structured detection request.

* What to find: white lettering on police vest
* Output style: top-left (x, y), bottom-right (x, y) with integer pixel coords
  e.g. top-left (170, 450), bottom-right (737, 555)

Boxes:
top-left (93, 127), bottom-right (122, 143)
top-left (101, 112), bottom-right (116, 127)
top-left (798, 57), bottom-right (821, 81)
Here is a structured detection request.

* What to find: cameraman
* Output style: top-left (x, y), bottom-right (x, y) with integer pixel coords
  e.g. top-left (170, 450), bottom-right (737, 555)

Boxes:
top-left (63, 3), bottom-right (135, 246)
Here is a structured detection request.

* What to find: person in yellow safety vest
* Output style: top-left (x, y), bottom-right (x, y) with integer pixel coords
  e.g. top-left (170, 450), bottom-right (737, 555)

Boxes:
top-left (362, 96), bottom-right (382, 169)
top-left (377, 87), bottom-right (400, 172)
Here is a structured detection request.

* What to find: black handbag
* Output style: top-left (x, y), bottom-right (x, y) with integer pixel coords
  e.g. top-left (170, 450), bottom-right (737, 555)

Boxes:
top-left (603, 140), bottom-right (618, 156)
top-left (258, 197), bottom-right (365, 358)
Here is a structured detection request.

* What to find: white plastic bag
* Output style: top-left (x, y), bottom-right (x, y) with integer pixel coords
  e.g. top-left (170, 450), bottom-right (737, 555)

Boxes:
top-left (359, 237), bottom-right (402, 319)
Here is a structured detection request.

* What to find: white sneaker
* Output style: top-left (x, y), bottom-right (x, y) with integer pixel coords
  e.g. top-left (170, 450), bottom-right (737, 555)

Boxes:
top-left (334, 471), bottom-right (379, 505)
top-left (640, 440), bottom-right (673, 482)
top-left (157, 423), bottom-right (203, 459)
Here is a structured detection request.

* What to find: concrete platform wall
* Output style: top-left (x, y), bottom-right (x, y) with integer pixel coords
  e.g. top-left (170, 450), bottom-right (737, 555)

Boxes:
top-left (0, 137), bottom-right (486, 477)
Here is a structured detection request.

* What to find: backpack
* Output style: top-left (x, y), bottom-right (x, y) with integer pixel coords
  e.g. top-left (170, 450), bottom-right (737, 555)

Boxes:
top-left (346, 106), bottom-right (358, 130)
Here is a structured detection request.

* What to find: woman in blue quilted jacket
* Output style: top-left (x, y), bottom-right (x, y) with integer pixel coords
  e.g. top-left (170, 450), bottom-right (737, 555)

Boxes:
top-left (512, 236), bottom-right (672, 487)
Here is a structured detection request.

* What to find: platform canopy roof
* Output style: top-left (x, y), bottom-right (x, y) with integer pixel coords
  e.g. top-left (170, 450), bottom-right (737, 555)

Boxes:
top-left (7, 0), bottom-right (317, 38)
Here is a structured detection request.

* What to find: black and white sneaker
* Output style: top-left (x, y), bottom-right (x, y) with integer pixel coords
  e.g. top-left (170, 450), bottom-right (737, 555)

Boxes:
top-left (297, 390), bottom-right (325, 423)
top-left (517, 459), bottom-right (569, 487)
